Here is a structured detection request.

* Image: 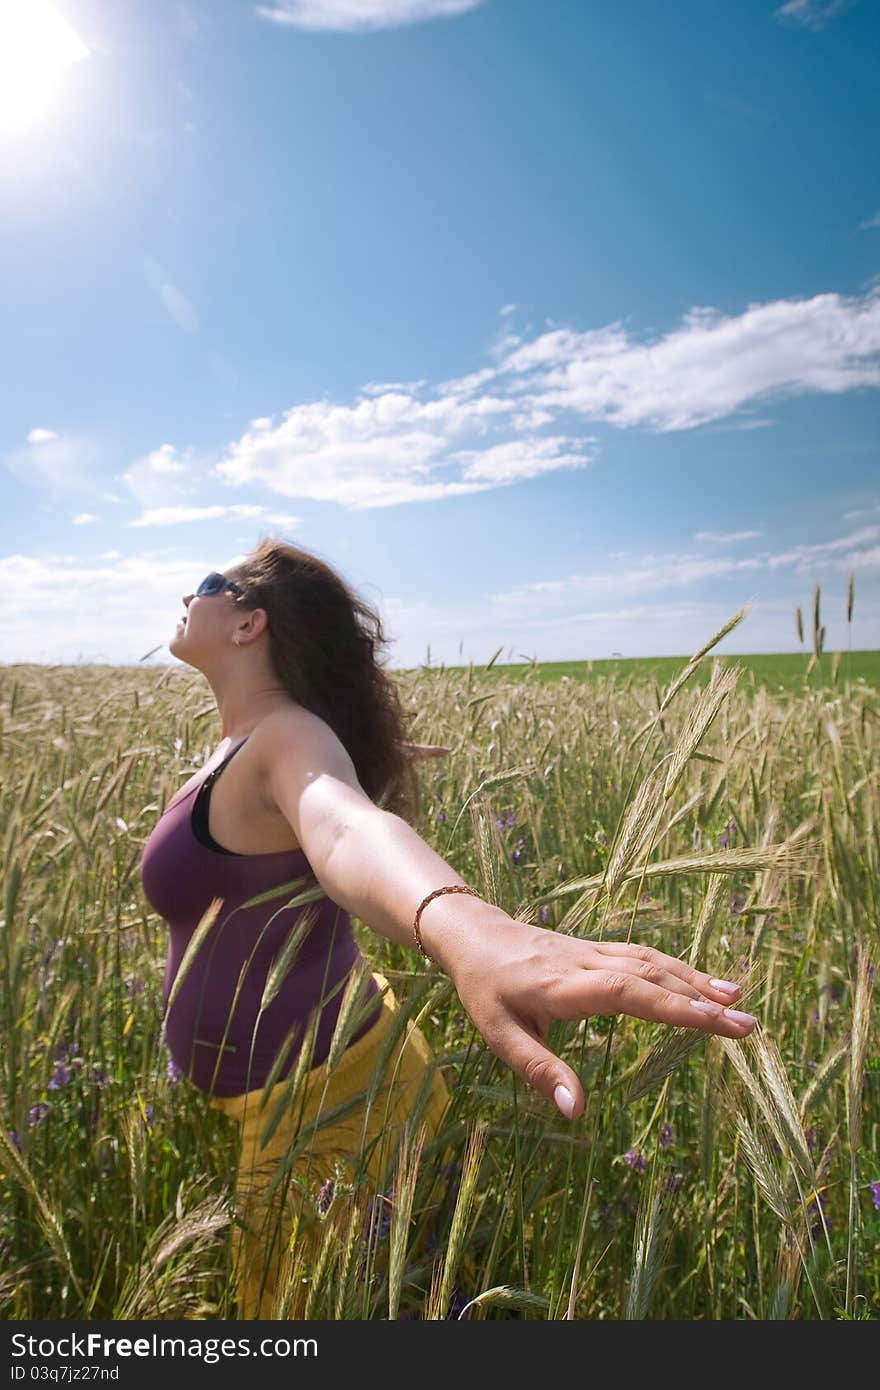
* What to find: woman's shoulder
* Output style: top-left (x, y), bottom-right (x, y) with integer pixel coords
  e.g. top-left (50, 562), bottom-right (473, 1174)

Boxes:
top-left (248, 702), bottom-right (344, 808)
top-left (250, 701), bottom-right (338, 750)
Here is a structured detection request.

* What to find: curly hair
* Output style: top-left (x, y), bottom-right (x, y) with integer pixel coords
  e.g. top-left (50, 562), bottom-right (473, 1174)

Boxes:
top-left (226, 535), bottom-right (419, 823)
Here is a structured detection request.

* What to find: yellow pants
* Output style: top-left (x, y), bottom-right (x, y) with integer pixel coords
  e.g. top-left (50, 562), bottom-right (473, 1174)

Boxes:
top-left (210, 970), bottom-right (454, 1319)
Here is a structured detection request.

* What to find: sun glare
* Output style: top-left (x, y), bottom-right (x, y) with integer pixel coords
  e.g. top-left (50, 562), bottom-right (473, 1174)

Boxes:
top-left (0, 0), bottom-right (90, 133)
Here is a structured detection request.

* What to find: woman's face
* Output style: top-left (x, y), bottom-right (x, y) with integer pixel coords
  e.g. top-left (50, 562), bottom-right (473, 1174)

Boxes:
top-left (170, 566), bottom-right (246, 658)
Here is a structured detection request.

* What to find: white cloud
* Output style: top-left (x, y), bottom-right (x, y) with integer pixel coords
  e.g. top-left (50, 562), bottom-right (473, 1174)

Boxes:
top-left (3, 430), bottom-right (96, 497)
top-left (843, 500), bottom-right (880, 521)
top-left (201, 284), bottom-right (880, 514)
top-left (129, 503), bottom-right (269, 528)
top-left (764, 524), bottom-right (880, 571)
top-left (213, 386), bottom-right (525, 510)
top-left (490, 554), bottom-right (767, 609)
top-left (695, 529), bottom-right (763, 543)
top-left (0, 551), bottom-right (226, 665)
top-left (262, 512), bottom-right (304, 529)
top-left (1, 528), bottom-right (877, 668)
top-left (121, 443), bottom-right (197, 510)
top-left (254, 0), bottom-right (485, 32)
top-left (71, 513), bottom-right (98, 525)
top-left (859, 210), bottom-right (880, 231)
top-left (448, 434), bottom-right (593, 483)
top-left (488, 524), bottom-right (880, 614)
top-left (774, 0), bottom-right (859, 31)
top-left (495, 286), bottom-right (880, 433)
top-left (360, 379), bottom-right (428, 397)
top-left (148, 443), bottom-right (187, 475)
top-left (499, 303), bottom-right (517, 316)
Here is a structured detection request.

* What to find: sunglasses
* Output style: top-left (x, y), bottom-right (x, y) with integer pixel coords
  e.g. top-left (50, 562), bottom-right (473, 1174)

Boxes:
top-left (195, 571), bottom-right (247, 599)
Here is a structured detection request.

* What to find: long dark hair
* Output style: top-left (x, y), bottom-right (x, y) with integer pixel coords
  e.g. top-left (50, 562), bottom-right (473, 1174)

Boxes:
top-left (228, 536), bottom-right (419, 822)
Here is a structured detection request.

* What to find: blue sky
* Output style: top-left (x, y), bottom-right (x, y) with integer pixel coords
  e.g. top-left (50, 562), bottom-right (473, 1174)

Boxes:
top-left (1, 0), bottom-right (878, 670)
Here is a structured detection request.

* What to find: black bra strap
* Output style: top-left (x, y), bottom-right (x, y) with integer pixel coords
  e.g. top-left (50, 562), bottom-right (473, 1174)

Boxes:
top-left (204, 737), bottom-right (249, 785)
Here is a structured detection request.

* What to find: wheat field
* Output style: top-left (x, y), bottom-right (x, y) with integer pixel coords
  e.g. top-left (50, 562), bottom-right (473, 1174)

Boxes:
top-left (1, 607), bottom-right (877, 1320)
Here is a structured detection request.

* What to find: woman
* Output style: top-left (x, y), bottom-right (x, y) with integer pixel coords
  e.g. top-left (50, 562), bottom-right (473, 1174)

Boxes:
top-left (140, 536), bottom-right (756, 1319)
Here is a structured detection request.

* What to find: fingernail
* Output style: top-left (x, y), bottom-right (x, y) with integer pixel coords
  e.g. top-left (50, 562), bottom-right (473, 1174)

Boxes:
top-left (554, 1083), bottom-right (575, 1119)
top-left (724, 1008), bottom-right (756, 1026)
top-left (710, 978), bottom-right (739, 993)
top-left (689, 999), bottom-right (721, 1016)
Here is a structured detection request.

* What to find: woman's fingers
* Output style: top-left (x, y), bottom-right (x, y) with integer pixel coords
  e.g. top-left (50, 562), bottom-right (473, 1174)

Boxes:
top-left (596, 955), bottom-right (707, 1002)
top-left (554, 969), bottom-right (756, 1037)
top-left (589, 940), bottom-right (743, 1004)
top-left (475, 1004), bottom-right (586, 1121)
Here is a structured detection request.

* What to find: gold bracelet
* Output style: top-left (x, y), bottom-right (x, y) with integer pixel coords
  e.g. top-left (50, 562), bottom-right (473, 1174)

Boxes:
top-left (413, 884), bottom-right (481, 960)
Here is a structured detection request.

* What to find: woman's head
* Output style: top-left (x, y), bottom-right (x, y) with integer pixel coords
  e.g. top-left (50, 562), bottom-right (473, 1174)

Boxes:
top-left (172, 535), bottom-right (419, 819)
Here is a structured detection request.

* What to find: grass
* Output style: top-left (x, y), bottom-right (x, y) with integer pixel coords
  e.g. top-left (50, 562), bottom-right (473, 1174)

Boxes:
top-left (402, 649), bottom-right (880, 697)
top-left (0, 612), bottom-right (878, 1320)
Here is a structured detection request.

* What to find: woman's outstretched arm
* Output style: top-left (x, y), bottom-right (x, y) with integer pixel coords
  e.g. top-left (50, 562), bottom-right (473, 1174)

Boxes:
top-left (260, 707), bottom-right (756, 1122)
top-left (316, 809), bottom-right (755, 1120)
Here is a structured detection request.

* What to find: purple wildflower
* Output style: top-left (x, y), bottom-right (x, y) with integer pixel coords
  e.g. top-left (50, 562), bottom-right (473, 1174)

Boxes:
top-left (28, 1102), bottom-right (49, 1126)
top-left (316, 1178), bottom-right (335, 1216)
top-left (623, 1148), bottom-right (646, 1172)
top-left (660, 1122), bottom-right (673, 1151)
top-left (437, 810), bottom-right (446, 824)
top-left (538, 905), bottom-right (549, 925)
top-left (511, 838), bottom-right (525, 866)
top-left (717, 834), bottom-right (729, 849)
top-left (141, 1104), bottom-right (154, 1128)
top-left (445, 1283), bottom-right (472, 1319)
top-left (90, 1068), bottom-right (108, 1088)
top-left (48, 1063), bottom-right (70, 1090)
top-left (869, 1181), bottom-right (880, 1213)
top-left (166, 1057), bottom-right (182, 1085)
top-left (364, 1189), bottom-right (393, 1244)
top-left (665, 1172), bottom-right (683, 1194)
top-left (55, 1041), bottom-right (79, 1063)
top-left (9, 1130), bottom-right (21, 1152)
top-left (809, 1189), bottom-right (830, 1240)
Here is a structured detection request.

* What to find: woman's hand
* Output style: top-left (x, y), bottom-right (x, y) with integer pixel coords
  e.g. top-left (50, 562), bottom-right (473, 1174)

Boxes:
top-left (437, 914), bottom-right (756, 1121)
top-left (401, 741), bottom-right (453, 759)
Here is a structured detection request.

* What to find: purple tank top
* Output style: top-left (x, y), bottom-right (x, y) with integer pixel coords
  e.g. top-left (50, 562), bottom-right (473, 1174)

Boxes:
top-left (139, 739), bottom-right (382, 1097)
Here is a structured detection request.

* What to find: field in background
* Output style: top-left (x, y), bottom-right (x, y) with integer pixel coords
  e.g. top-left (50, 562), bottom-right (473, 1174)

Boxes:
top-left (0, 624), bottom-right (877, 1320)
top-left (405, 649), bottom-right (880, 695)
